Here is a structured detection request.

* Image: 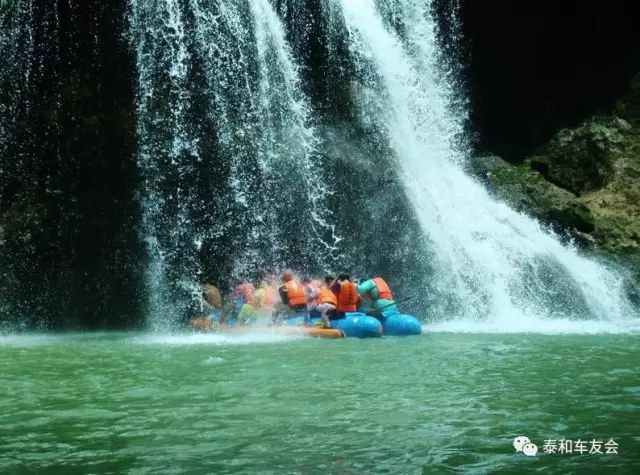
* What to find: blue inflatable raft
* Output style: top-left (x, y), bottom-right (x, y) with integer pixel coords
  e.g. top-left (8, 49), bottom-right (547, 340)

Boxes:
top-left (380, 313), bottom-right (422, 336)
top-left (286, 312), bottom-right (421, 337)
top-left (332, 313), bottom-right (383, 338)
top-left (287, 313), bottom-right (382, 338)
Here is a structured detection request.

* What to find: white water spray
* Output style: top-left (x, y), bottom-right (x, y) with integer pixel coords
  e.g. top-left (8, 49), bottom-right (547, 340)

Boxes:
top-left (130, 0), bottom-right (339, 328)
top-left (334, 0), bottom-right (636, 328)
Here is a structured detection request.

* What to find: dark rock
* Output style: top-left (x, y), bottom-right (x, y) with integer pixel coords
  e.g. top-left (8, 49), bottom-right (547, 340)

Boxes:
top-left (616, 73), bottom-right (640, 126)
top-left (529, 118), bottom-right (626, 195)
top-left (475, 108), bottom-right (640, 254)
top-left (469, 154), bottom-right (595, 239)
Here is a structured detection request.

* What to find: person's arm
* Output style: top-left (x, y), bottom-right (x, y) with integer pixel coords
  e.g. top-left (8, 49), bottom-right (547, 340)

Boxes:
top-left (330, 281), bottom-right (341, 295)
top-left (279, 285), bottom-right (289, 305)
top-left (308, 288), bottom-right (320, 301)
top-left (357, 279), bottom-right (375, 298)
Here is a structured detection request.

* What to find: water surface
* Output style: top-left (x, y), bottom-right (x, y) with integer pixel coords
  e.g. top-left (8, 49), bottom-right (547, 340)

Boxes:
top-left (1, 331), bottom-right (639, 474)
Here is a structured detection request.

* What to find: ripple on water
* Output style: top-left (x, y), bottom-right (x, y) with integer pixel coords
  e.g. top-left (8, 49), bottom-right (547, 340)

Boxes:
top-left (203, 356), bottom-right (225, 365)
top-left (1, 332), bottom-right (639, 473)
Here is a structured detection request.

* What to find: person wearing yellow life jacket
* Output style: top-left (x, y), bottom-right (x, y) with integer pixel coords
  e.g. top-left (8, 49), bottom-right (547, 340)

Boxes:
top-left (253, 276), bottom-right (281, 319)
top-left (357, 276), bottom-right (399, 317)
top-left (331, 273), bottom-right (361, 318)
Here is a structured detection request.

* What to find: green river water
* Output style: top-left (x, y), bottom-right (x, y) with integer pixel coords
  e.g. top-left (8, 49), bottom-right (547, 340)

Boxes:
top-left (1, 331), bottom-right (639, 474)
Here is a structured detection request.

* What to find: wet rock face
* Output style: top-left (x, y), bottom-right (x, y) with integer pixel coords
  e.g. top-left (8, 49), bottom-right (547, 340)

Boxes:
top-left (470, 154), bottom-right (596, 240)
top-left (617, 74), bottom-right (640, 127)
top-left (529, 118), bottom-right (627, 195)
top-left (0, 0), bottom-right (144, 330)
top-left (471, 108), bottom-right (640, 302)
top-left (472, 100), bottom-right (640, 255)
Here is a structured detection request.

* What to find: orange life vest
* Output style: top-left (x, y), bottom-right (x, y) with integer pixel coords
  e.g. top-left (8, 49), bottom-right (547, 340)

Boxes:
top-left (316, 286), bottom-right (338, 307)
top-left (336, 280), bottom-right (359, 313)
top-left (373, 277), bottom-right (393, 300)
top-left (284, 280), bottom-right (307, 306)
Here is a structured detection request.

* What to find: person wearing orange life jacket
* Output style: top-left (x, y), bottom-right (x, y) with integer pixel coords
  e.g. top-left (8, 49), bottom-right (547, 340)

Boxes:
top-left (331, 273), bottom-right (361, 318)
top-left (357, 276), bottom-right (399, 317)
top-left (277, 271), bottom-right (307, 317)
top-left (313, 275), bottom-right (338, 328)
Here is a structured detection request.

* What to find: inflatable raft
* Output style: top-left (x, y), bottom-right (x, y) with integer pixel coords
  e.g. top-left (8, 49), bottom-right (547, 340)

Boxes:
top-left (291, 313), bottom-right (383, 338)
top-left (190, 311), bottom-right (421, 338)
top-left (380, 313), bottom-right (422, 336)
top-left (190, 317), bottom-right (345, 339)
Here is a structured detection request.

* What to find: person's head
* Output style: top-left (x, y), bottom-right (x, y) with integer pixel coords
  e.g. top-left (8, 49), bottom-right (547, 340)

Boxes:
top-left (337, 273), bottom-right (350, 282)
top-left (358, 275), bottom-right (371, 284)
top-left (282, 270), bottom-right (293, 282)
top-left (324, 275), bottom-right (334, 286)
top-left (302, 276), bottom-right (311, 285)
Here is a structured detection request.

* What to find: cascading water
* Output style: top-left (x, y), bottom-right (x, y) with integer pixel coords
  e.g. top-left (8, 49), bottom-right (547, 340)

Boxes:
top-left (327, 0), bottom-right (637, 329)
top-left (1, 0), bottom-right (58, 206)
top-left (0, 1), bottom-right (33, 171)
top-left (0, 0), bottom-right (637, 331)
top-left (130, 0), bottom-right (339, 328)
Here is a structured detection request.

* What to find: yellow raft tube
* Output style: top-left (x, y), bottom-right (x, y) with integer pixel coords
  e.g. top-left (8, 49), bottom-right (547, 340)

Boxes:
top-left (190, 317), bottom-right (345, 339)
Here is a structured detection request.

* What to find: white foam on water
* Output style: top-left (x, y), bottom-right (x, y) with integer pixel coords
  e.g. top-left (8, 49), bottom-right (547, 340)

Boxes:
top-left (131, 331), bottom-right (302, 347)
top-left (0, 334), bottom-right (64, 347)
top-left (425, 318), bottom-right (640, 335)
top-left (203, 356), bottom-right (225, 365)
top-left (0, 332), bottom-right (124, 347)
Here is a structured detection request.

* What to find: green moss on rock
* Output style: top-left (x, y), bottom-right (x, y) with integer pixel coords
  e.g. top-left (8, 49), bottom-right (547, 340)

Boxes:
top-left (529, 117), bottom-right (628, 195)
top-left (473, 109), bottom-right (640, 254)
top-left (472, 82), bottom-right (640, 299)
top-left (470, 154), bottom-right (595, 237)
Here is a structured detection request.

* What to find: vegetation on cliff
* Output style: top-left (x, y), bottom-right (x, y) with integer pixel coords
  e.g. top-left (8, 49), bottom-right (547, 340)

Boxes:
top-left (470, 77), bottom-right (640, 303)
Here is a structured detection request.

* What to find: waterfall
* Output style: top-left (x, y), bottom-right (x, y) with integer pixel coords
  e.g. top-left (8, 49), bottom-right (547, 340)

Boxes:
top-left (1, 0), bottom-right (636, 330)
top-left (328, 0), bottom-right (636, 327)
top-left (130, 0), bottom-right (339, 327)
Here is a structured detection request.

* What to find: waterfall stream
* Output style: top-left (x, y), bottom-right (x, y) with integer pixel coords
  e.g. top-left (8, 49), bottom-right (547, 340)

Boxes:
top-left (1, 0), bottom-right (635, 329)
top-left (130, 0), bottom-right (338, 327)
top-left (330, 0), bottom-right (635, 327)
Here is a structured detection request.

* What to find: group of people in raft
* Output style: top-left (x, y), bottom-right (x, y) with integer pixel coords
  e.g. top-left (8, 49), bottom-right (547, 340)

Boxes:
top-left (197, 271), bottom-right (400, 329)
